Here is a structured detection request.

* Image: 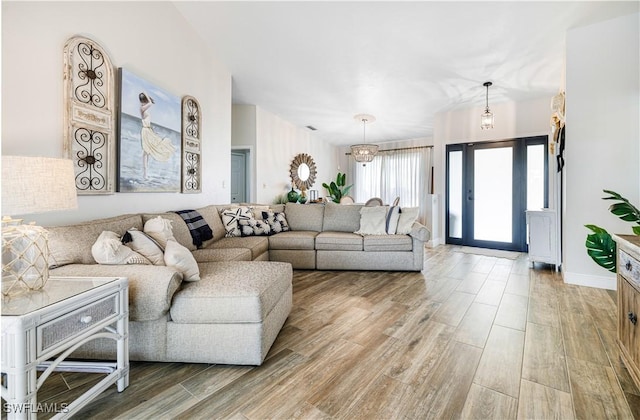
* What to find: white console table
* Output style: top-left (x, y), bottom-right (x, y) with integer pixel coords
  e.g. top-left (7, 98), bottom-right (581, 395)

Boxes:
top-left (526, 209), bottom-right (560, 271)
top-left (1, 276), bottom-right (129, 419)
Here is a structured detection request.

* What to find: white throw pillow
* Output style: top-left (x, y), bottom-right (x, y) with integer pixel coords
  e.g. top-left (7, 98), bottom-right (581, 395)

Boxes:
top-left (396, 207), bottom-right (419, 234)
top-left (124, 229), bottom-right (165, 265)
top-left (386, 205), bottom-right (401, 234)
top-left (144, 216), bottom-right (175, 248)
top-left (355, 206), bottom-right (388, 235)
top-left (164, 239), bottom-right (200, 281)
top-left (91, 231), bottom-right (151, 265)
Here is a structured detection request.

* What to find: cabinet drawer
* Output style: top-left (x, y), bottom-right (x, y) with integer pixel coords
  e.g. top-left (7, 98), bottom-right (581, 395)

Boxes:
top-left (619, 251), bottom-right (640, 289)
top-left (618, 277), bottom-right (640, 371)
top-left (37, 294), bottom-right (118, 356)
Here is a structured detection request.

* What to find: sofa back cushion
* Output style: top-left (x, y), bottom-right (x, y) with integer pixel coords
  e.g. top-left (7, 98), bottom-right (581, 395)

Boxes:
top-left (285, 203), bottom-right (324, 232)
top-left (47, 214), bottom-right (143, 267)
top-left (322, 203), bottom-right (363, 232)
top-left (196, 205), bottom-right (227, 244)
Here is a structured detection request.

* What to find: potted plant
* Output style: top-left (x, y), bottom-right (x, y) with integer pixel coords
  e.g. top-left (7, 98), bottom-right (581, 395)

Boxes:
top-left (322, 172), bottom-right (353, 203)
top-left (585, 190), bottom-right (640, 272)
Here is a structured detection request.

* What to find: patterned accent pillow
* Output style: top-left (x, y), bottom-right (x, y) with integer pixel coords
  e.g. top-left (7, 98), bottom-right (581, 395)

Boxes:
top-left (239, 218), bottom-right (272, 236)
top-left (262, 211), bottom-right (290, 234)
top-left (221, 207), bottom-right (252, 237)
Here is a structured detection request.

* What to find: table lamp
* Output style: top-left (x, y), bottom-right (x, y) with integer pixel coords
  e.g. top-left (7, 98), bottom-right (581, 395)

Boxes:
top-left (2, 156), bottom-right (78, 296)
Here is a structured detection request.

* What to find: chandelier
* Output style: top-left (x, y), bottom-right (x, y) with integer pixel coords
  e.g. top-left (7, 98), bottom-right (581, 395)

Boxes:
top-left (351, 114), bottom-right (378, 165)
top-left (481, 81), bottom-right (494, 130)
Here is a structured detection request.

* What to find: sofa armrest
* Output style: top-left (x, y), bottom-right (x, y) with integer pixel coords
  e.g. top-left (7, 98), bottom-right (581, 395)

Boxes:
top-left (49, 264), bottom-right (183, 322)
top-left (409, 222), bottom-right (431, 242)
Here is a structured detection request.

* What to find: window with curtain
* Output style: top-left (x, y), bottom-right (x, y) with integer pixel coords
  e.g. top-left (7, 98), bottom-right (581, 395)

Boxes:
top-left (349, 147), bottom-right (432, 223)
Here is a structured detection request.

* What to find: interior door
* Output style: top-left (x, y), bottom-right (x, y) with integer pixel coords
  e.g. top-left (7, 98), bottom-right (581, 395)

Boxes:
top-left (230, 150), bottom-right (247, 203)
top-left (446, 137), bottom-right (547, 252)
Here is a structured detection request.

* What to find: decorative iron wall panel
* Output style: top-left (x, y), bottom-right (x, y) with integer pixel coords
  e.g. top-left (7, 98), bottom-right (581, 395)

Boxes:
top-left (63, 36), bottom-right (115, 194)
top-left (181, 96), bottom-right (202, 193)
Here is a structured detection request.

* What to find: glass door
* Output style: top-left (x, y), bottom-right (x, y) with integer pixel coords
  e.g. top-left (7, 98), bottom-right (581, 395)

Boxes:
top-left (446, 137), bottom-right (547, 252)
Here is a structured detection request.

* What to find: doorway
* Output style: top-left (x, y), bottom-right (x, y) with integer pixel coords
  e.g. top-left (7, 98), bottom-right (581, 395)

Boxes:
top-left (231, 149), bottom-right (249, 204)
top-left (446, 136), bottom-right (547, 252)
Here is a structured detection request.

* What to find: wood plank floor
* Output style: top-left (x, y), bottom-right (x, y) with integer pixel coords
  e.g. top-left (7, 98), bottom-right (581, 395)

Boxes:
top-left (7, 245), bottom-right (640, 419)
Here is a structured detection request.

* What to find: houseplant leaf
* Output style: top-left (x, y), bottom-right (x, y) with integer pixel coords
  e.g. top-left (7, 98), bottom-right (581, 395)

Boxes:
top-left (584, 224), bottom-right (616, 272)
top-left (603, 189), bottom-right (640, 223)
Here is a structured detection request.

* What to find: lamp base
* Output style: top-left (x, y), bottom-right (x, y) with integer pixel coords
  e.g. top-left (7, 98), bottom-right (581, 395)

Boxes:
top-left (2, 220), bottom-right (50, 296)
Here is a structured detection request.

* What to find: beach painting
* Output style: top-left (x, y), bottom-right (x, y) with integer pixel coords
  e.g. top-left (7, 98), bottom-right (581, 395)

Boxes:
top-left (117, 68), bottom-right (181, 192)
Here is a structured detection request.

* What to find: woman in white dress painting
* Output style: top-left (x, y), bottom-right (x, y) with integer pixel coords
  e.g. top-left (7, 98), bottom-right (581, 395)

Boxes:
top-left (138, 92), bottom-right (176, 179)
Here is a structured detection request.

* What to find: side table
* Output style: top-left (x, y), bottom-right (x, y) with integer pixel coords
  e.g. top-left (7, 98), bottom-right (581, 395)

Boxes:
top-left (1, 276), bottom-right (129, 419)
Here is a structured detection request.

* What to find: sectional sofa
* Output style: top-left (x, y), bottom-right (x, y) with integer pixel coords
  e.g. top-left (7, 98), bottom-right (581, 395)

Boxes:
top-left (45, 202), bottom-right (429, 365)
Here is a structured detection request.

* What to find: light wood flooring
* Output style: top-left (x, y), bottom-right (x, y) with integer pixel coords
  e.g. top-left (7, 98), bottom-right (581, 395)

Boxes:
top-left (9, 245), bottom-right (640, 419)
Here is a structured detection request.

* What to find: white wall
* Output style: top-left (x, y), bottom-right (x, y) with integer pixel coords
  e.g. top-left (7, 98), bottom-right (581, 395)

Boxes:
top-left (252, 106), bottom-right (337, 204)
top-left (232, 105), bottom-right (257, 201)
top-left (433, 96), bottom-right (552, 245)
top-left (2, 2), bottom-right (232, 226)
top-left (563, 13), bottom-right (640, 289)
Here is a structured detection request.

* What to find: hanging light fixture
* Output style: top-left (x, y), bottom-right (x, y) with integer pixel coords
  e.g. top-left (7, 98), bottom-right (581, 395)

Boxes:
top-left (481, 81), bottom-right (494, 130)
top-left (350, 114), bottom-right (378, 165)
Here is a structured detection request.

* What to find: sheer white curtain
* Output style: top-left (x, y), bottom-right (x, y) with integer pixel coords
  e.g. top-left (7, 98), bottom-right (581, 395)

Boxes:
top-left (350, 147), bottom-right (432, 223)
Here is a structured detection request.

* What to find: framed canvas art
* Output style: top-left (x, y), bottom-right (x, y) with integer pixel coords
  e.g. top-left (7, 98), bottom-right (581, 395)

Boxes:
top-left (117, 68), bottom-right (181, 192)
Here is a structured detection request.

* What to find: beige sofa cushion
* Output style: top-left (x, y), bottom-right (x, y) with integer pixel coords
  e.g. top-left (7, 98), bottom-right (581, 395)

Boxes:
top-left (170, 261), bottom-right (292, 324)
top-left (192, 247), bottom-right (252, 262)
top-left (364, 235), bottom-right (413, 252)
top-left (285, 203), bottom-right (324, 232)
top-left (315, 232), bottom-right (363, 251)
top-left (269, 231), bottom-right (318, 250)
top-left (196, 205), bottom-right (227, 244)
top-left (322, 203), bottom-right (363, 232)
top-left (209, 236), bottom-right (269, 260)
top-left (47, 214), bottom-right (143, 267)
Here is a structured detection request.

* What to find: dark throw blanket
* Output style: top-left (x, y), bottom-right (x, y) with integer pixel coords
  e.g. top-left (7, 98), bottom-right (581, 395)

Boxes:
top-left (174, 209), bottom-right (214, 248)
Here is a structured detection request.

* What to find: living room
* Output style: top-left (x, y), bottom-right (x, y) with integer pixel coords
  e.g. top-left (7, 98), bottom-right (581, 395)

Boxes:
top-left (2, 1), bottom-right (639, 418)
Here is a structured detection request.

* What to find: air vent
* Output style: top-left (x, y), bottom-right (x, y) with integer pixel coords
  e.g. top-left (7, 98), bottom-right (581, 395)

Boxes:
top-left (306, 125), bottom-right (317, 131)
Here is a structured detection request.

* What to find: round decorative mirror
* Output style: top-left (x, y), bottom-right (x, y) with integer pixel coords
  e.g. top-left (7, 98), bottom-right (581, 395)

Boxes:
top-left (289, 153), bottom-right (317, 190)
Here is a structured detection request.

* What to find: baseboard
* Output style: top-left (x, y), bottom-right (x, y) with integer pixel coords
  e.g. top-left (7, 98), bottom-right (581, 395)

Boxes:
top-left (562, 271), bottom-right (617, 290)
top-left (426, 237), bottom-right (444, 248)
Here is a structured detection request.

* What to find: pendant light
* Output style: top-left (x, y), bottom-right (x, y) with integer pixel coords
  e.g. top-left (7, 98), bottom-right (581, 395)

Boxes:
top-left (350, 114), bottom-right (378, 166)
top-left (481, 81), bottom-right (494, 130)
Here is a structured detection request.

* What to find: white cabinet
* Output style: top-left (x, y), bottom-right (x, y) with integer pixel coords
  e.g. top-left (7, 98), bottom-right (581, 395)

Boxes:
top-left (526, 209), bottom-right (560, 271)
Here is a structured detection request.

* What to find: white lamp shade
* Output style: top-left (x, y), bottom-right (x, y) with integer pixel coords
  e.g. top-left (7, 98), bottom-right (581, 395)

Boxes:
top-left (2, 156), bottom-right (78, 216)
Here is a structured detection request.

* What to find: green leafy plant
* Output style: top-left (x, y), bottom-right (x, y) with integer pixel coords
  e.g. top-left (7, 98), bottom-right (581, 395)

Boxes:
top-left (322, 172), bottom-right (353, 203)
top-left (585, 189), bottom-right (640, 272)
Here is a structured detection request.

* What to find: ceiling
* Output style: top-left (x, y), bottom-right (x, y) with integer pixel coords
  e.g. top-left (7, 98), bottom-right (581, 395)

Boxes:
top-left (174, 1), bottom-right (638, 145)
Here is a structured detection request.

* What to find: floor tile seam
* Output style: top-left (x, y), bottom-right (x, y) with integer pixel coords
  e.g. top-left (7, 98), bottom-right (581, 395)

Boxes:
top-left (552, 282), bottom-right (579, 420)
